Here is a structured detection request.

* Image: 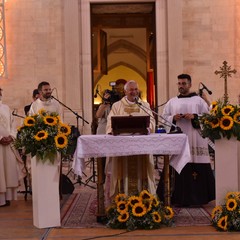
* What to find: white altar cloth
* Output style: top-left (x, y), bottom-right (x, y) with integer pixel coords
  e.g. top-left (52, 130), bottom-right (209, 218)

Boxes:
top-left (72, 133), bottom-right (191, 176)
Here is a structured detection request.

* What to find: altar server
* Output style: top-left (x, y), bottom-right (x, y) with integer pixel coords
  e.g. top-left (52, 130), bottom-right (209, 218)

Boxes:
top-left (157, 74), bottom-right (215, 206)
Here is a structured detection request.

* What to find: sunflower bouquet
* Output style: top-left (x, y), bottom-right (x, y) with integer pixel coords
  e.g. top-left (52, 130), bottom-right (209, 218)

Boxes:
top-left (199, 100), bottom-right (240, 141)
top-left (211, 192), bottom-right (240, 231)
top-left (14, 110), bottom-right (72, 164)
top-left (106, 190), bottom-right (174, 231)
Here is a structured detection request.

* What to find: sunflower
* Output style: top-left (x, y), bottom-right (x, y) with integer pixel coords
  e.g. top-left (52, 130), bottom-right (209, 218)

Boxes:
top-left (221, 105), bottom-right (234, 116)
top-left (117, 212), bottom-right (129, 223)
top-left (226, 198), bottom-right (238, 211)
top-left (211, 101), bottom-right (218, 109)
top-left (152, 196), bottom-right (159, 207)
top-left (144, 200), bottom-right (152, 212)
top-left (211, 206), bottom-right (222, 219)
top-left (139, 190), bottom-right (153, 201)
top-left (55, 134), bottom-right (68, 148)
top-left (38, 108), bottom-right (45, 115)
top-left (219, 116), bottom-right (234, 130)
top-left (217, 216), bottom-right (228, 231)
top-left (43, 116), bottom-right (58, 126)
top-left (132, 202), bottom-right (147, 217)
top-left (225, 192), bottom-right (237, 199)
top-left (34, 130), bottom-right (48, 141)
top-left (59, 123), bottom-right (71, 136)
top-left (114, 193), bottom-right (127, 203)
top-left (116, 200), bottom-right (128, 213)
top-left (209, 118), bottom-right (219, 128)
top-left (128, 196), bottom-right (141, 207)
top-left (164, 206), bottom-right (174, 219)
top-left (24, 116), bottom-right (35, 126)
top-left (233, 112), bottom-right (240, 124)
top-left (152, 211), bottom-right (161, 223)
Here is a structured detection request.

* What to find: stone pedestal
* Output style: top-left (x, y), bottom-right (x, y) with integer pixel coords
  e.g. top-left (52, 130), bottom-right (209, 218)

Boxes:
top-left (31, 156), bottom-right (61, 228)
top-left (215, 138), bottom-right (240, 205)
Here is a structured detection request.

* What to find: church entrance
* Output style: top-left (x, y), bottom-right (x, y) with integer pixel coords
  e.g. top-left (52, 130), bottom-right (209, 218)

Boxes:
top-left (90, 2), bottom-right (157, 133)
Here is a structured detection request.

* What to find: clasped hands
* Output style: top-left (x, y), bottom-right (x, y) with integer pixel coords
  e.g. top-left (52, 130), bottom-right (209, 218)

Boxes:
top-left (173, 113), bottom-right (194, 121)
top-left (0, 136), bottom-right (13, 145)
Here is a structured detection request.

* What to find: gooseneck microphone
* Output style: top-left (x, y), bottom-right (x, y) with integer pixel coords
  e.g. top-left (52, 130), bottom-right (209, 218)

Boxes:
top-left (200, 82), bottom-right (212, 95)
top-left (134, 97), bottom-right (182, 134)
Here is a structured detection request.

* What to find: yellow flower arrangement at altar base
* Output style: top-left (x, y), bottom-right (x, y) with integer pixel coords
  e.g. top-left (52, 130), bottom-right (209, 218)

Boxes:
top-left (106, 190), bottom-right (174, 231)
top-left (199, 99), bottom-right (240, 141)
top-left (211, 192), bottom-right (240, 231)
top-left (14, 110), bottom-right (73, 164)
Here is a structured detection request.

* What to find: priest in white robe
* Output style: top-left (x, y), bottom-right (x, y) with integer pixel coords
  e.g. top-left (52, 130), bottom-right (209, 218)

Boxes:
top-left (0, 89), bottom-right (21, 207)
top-left (105, 80), bottom-right (156, 205)
top-left (29, 81), bottom-right (61, 116)
top-left (156, 74), bottom-right (215, 206)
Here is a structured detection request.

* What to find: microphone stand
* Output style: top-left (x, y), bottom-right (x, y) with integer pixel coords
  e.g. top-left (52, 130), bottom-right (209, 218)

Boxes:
top-left (51, 96), bottom-right (89, 128)
top-left (12, 112), bottom-right (25, 119)
top-left (135, 100), bottom-right (182, 134)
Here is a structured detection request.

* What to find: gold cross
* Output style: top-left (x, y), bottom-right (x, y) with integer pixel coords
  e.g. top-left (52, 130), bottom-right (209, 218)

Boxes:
top-left (215, 61), bottom-right (237, 103)
top-left (192, 171), bottom-right (198, 180)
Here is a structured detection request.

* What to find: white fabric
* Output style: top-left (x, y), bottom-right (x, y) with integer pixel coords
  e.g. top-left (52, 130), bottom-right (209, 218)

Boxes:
top-left (72, 133), bottom-right (191, 175)
top-left (162, 95), bottom-right (210, 163)
top-left (29, 98), bottom-right (62, 116)
top-left (0, 103), bottom-right (21, 206)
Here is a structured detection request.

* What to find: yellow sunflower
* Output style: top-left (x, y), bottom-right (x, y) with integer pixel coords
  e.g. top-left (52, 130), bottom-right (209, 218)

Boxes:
top-left (128, 196), bottom-right (141, 207)
top-left (219, 116), bottom-right (234, 130)
top-left (152, 211), bottom-right (161, 223)
top-left (226, 198), bottom-right (238, 211)
top-left (225, 192), bottom-right (236, 199)
top-left (59, 123), bottom-right (71, 136)
top-left (233, 112), bottom-right (240, 124)
top-left (164, 206), bottom-right (174, 219)
top-left (211, 206), bottom-right (222, 219)
top-left (44, 116), bottom-right (58, 126)
top-left (221, 105), bottom-right (234, 116)
top-left (116, 200), bottom-right (128, 213)
top-left (217, 215), bottom-right (228, 231)
top-left (209, 118), bottom-right (219, 128)
top-left (114, 193), bottom-right (127, 203)
top-left (38, 109), bottom-right (46, 115)
top-left (211, 101), bottom-right (218, 109)
top-left (24, 116), bottom-right (35, 126)
top-left (34, 130), bottom-right (48, 141)
top-left (132, 202), bottom-right (147, 217)
top-left (152, 196), bottom-right (160, 207)
top-left (139, 190), bottom-right (153, 201)
top-left (144, 200), bottom-right (152, 212)
top-left (55, 134), bottom-right (68, 148)
top-left (117, 212), bottom-right (129, 223)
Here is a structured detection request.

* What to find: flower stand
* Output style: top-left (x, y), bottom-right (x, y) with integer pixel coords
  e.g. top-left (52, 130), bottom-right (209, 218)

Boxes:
top-left (31, 156), bottom-right (61, 228)
top-left (215, 138), bottom-right (240, 205)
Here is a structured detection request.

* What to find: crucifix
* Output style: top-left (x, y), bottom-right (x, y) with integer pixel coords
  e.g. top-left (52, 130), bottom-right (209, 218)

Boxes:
top-left (214, 61), bottom-right (237, 103)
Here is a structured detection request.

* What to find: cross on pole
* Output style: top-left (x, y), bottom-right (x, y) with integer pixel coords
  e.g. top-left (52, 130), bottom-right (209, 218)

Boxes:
top-left (214, 61), bottom-right (237, 103)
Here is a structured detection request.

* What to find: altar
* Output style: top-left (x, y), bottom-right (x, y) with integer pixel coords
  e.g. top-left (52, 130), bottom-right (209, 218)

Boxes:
top-left (72, 133), bottom-right (191, 218)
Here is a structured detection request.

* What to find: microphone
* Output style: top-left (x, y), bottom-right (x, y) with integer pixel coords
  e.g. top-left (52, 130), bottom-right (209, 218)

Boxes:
top-left (200, 82), bottom-right (212, 95)
top-left (94, 85), bottom-right (99, 98)
top-left (134, 97), bottom-right (182, 134)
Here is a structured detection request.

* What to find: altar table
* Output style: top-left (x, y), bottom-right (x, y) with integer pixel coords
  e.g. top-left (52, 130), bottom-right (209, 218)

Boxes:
top-left (72, 133), bottom-right (191, 218)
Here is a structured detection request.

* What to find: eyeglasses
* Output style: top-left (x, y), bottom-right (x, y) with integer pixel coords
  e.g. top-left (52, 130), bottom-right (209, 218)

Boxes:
top-left (177, 82), bottom-right (188, 86)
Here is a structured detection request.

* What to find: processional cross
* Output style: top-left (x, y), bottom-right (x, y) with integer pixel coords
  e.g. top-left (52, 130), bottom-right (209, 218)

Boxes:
top-left (214, 61), bottom-right (237, 103)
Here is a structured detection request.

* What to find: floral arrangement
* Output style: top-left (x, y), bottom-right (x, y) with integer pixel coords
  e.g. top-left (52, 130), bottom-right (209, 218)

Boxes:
top-left (200, 100), bottom-right (240, 141)
top-left (211, 192), bottom-right (240, 231)
top-left (14, 109), bottom-right (73, 164)
top-left (106, 190), bottom-right (174, 231)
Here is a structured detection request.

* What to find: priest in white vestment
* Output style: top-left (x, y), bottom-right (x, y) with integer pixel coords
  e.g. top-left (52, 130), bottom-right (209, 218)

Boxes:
top-left (0, 89), bottom-right (21, 206)
top-left (105, 80), bottom-right (156, 205)
top-left (29, 81), bottom-right (61, 116)
top-left (156, 74), bottom-right (215, 206)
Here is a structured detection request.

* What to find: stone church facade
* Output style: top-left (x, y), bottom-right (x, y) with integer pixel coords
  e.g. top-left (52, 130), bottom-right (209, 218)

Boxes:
top-left (1, 0), bottom-right (239, 133)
